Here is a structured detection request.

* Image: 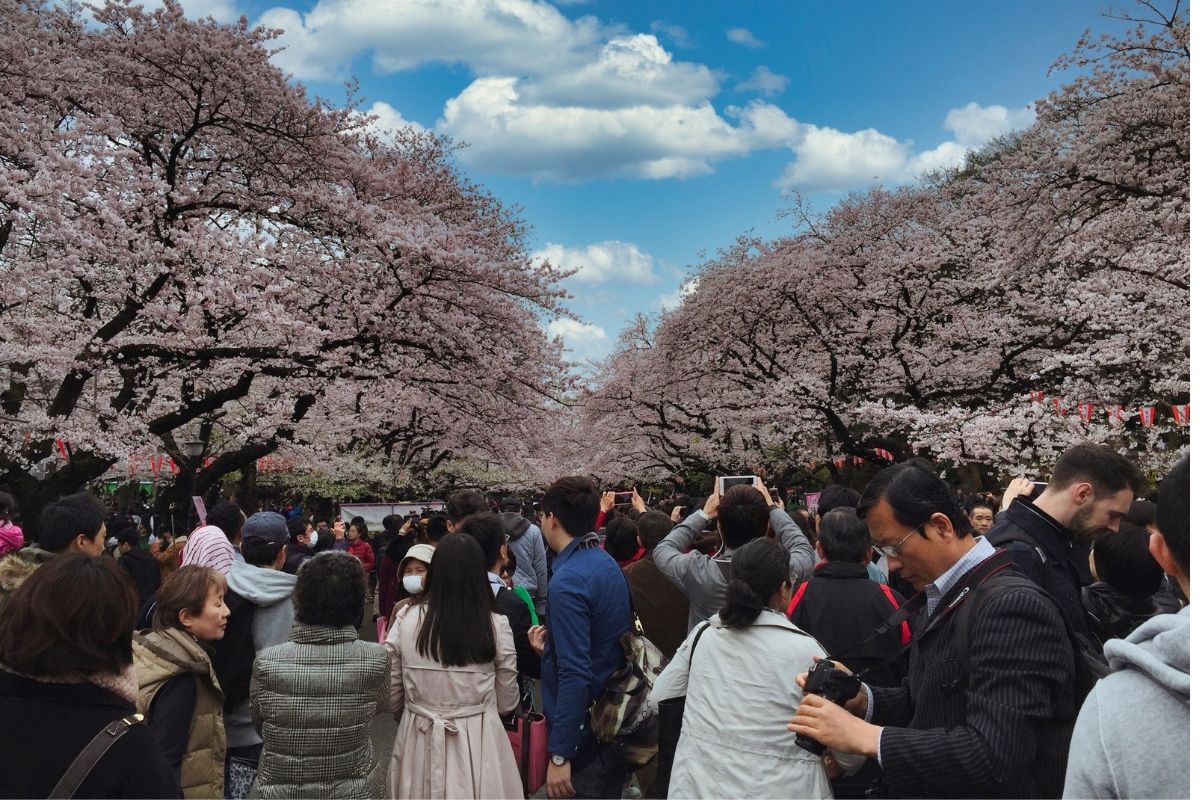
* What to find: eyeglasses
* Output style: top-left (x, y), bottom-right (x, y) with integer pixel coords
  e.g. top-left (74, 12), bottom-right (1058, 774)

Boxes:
top-left (872, 520), bottom-right (926, 559)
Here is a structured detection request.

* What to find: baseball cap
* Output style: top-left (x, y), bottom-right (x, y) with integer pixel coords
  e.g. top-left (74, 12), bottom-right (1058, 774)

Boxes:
top-left (241, 512), bottom-right (289, 546)
top-left (403, 543), bottom-right (435, 566)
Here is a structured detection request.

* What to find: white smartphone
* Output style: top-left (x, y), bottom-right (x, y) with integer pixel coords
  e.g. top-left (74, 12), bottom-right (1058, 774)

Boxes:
top-left (718, 475), bottom-right (756, 495)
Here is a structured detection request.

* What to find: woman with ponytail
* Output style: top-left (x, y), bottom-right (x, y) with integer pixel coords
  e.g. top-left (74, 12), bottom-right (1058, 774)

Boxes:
top-left (649, 537), bottom-right (834, 798)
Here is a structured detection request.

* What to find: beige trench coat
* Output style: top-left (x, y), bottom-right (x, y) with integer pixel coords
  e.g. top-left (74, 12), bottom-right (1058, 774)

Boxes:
top-left (385, 604), bottom-right (523, 799)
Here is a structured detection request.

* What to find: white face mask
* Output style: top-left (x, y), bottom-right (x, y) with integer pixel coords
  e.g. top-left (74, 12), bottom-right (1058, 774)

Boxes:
top-left (308, 532), bottom-right (318, 547)
top-left (402, 574), bottom-right (425, 595)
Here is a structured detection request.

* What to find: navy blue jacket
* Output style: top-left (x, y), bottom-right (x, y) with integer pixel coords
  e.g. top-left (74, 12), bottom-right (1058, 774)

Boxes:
top-left (541, 534), bottom-right (630, 759)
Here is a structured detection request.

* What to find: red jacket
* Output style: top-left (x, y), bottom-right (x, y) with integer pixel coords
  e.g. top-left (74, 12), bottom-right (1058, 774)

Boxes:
top-left (346, 538), bottom-right (376, 573)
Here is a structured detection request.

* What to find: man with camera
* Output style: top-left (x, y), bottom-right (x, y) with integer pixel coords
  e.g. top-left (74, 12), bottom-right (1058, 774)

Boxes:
top-left (787, 460), bottom-right (1076, 798)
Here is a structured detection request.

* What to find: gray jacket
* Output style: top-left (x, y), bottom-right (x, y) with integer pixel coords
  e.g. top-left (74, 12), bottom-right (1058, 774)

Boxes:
top-left (500, 513), bottom-right (548, 616)
top-left (654, 507), bottom-right (817, 631)
top-left (223, 560), bottom-right (297, 748)
top-left (1063, 605), bottom-right (1190, 799)
top-left (249, 624), bottom-right (388, 799)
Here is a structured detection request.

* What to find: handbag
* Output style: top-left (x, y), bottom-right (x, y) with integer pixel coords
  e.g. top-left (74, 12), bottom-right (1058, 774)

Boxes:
top-left (655, 623), bottom-right (710, 796)
top-left (506, 709), bottom-right (548, 796)
top-left (586, 599), bottom-right (667, 770)
top-left (49, 714), bottom-right (144, 799)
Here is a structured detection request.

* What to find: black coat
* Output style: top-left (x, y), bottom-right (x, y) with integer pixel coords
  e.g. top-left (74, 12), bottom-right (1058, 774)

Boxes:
top-left (868, 553), bottom-right (1076, 798)
top-left (0, 669), bottom-right (181, 798)
top-left (787, 561), bottom-right (909, 686)
top-left (118, 547), bottom-right (161, 609)
top-left (987, 498), bottom-right (1094, 640)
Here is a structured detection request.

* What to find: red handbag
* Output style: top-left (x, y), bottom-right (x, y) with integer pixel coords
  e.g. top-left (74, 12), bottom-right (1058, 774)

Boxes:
top-left (507, 710), bottom-right (548, 796)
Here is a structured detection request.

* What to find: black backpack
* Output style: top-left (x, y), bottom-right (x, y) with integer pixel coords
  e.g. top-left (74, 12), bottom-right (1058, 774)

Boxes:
top-left (210, 591), bottom-right (257, 711)
top-left (950, 568), bottom-right (1110, 713)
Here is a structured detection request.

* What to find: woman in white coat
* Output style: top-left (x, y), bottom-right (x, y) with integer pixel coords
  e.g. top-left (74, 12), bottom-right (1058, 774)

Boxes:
top-left (649, 537), bottom-right (834, 799)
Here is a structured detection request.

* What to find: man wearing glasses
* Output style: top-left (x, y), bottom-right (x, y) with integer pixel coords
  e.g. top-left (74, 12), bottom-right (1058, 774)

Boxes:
top-left (788, 459), bottom-right (1077, 798)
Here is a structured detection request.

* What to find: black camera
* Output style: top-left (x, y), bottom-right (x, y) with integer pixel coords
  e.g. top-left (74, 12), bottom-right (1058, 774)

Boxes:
top-left (794, 658), bottom-right (863, 755)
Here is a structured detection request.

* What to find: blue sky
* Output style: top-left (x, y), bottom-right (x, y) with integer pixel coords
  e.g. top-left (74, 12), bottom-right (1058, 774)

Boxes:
top-left (177, 0), bottom-right (1135, 363)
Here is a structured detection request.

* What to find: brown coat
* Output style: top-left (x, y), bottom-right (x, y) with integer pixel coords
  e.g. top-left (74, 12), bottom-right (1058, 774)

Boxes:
top-left (624, 556), bottom-right (690, 660)
top-left (134, 628), bottom-right (226, 799)
top-left (384, 604), bottom-right (523, 799)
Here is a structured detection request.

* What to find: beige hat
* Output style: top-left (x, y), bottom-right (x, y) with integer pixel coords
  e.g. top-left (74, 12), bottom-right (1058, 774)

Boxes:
top-left (403, 543), bottom-right (435, 566)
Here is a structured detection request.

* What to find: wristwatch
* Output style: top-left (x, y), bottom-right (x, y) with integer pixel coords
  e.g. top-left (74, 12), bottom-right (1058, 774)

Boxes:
top-left (550, 754), bottom-right (567, 767)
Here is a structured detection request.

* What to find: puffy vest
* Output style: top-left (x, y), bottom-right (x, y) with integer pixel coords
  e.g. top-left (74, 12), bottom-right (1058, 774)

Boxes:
top-left (134, 628), bottom-right (226, 799)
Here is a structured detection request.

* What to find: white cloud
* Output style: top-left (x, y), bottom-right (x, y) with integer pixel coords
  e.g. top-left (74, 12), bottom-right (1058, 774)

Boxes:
top-left (533, 241), bottom-right (658, 284)
top-left (519, 34), bottom-right (719, 109)
top-left (174, 0), bottom-right (239, 22)
top-left (357, 101), bottom-right (428, 139)
top-left (943, 101), bottom-right (1036, 147)
top-left (259, 0), bottom-right (608, 82)
top-left (727, 27), bottom-right (765, 48)
top-left (774, 126), bottom-right (910, 193)
top-left (546, 318), bottom-right (611, 361)
top-left (773, 101), bottom-right (1036, 192)
top-left (440, 81), bottom-right (798, 180)
top-left (734, 66), bottom-right (788, 96)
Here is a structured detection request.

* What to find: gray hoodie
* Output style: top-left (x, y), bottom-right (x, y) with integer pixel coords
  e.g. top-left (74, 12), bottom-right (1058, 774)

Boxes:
top-left (223, 560), bottom-right (297, 748)
top-left (1063, 605), bottom-right (1190, 799)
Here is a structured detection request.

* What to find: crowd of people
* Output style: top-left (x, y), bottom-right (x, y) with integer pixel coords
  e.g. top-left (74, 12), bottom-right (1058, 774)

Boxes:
top-left (0, 440), bottom-right (1189, 799)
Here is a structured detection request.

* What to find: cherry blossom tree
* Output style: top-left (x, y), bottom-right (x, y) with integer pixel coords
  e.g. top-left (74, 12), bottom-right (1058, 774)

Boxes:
top-left (0, 0), bottom-right (569, 532)
top-left (579, 4), bottom-right (1188, 485)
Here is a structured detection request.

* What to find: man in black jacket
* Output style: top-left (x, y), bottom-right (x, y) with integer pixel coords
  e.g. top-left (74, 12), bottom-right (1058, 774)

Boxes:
top-left (457, 513), bottom-right (541, 681)
top-left (988, 443), bottom-right (1143, 643)
top-left (789, 460), bottom-right (1076, 798)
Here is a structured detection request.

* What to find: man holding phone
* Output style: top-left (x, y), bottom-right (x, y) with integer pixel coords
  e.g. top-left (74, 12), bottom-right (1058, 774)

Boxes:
top-left (653, 476), bottom-right (817, 631)
top-left (988, 443), bottom-right (1144, 644)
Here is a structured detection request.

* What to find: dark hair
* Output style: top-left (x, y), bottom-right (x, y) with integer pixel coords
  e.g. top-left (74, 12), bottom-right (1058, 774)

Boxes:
top-left (313, 530), bottom-right (335, 553)
top-left (789, 510), bottom-right (817, 546)
top-left (858, 459), bottom-right (972, 539)
top-left (1155, 454), bottom-right (1189, 578)
top-left (1050, 443), bottom-right (1146, 498)
top-left (295, 552), bottom-right (366, 627)
top-left (37, 493), bottom-right (105, 553)
top-left (1091, 523), bottom-right (1164, 597)
top-left (241, 537), bottom-right (284, 567)
top-left (604, 517), bottom-right (640, 562)
top-left (636, 510), bottom-right (674, 550)
top-left (499, 497), bottom-right (523, 513)
top-left (425, 514), bottom-right (450, 544)
top-left (0, 554), bottom-right (136, 676)
top-left (818, 508), bottom-right (871, 563)
top-left (382, 514), bottom-right (403, 535)
top-left (286, 516), bottom-right (308, 543)
top-left (153, 565), bottom-right (226, 631)
top-left (966, 495), bottom-right (995, 515)
top-left (458, 513), bottom-right (507, 567)
top-left (415, 534), bottom-right (496, 667)
top-left (817, 485), bottom-right (861, 517)
top-left (115, 527), bottom-right (140, 548)
top-left (208, 501), bottom-right (244, 543)
top-left (0, 491), bottom-right (17, 521)
top-left (716, 484), bottom-right (770, 549)
top-left (348, 520), bottom-right (369, 539)
top-left (541, 477), bottom-right (600, 538)
top-left (1125, 500), bottom-right (1157, 529)
top-left (719, 538), bottom-right (789, 629)
top-left (446, 491), bottom-right (489, 524)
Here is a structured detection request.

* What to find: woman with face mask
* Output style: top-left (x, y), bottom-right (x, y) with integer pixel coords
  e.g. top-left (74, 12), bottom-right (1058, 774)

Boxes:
top-left (384, 534), bottom-right (522, 799)
top-left (387, 545), bottom-right (435, 630)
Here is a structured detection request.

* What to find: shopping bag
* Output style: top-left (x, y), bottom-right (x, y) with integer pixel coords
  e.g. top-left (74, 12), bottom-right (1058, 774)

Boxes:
top-left (506, 710), bottom-right (548, 796)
